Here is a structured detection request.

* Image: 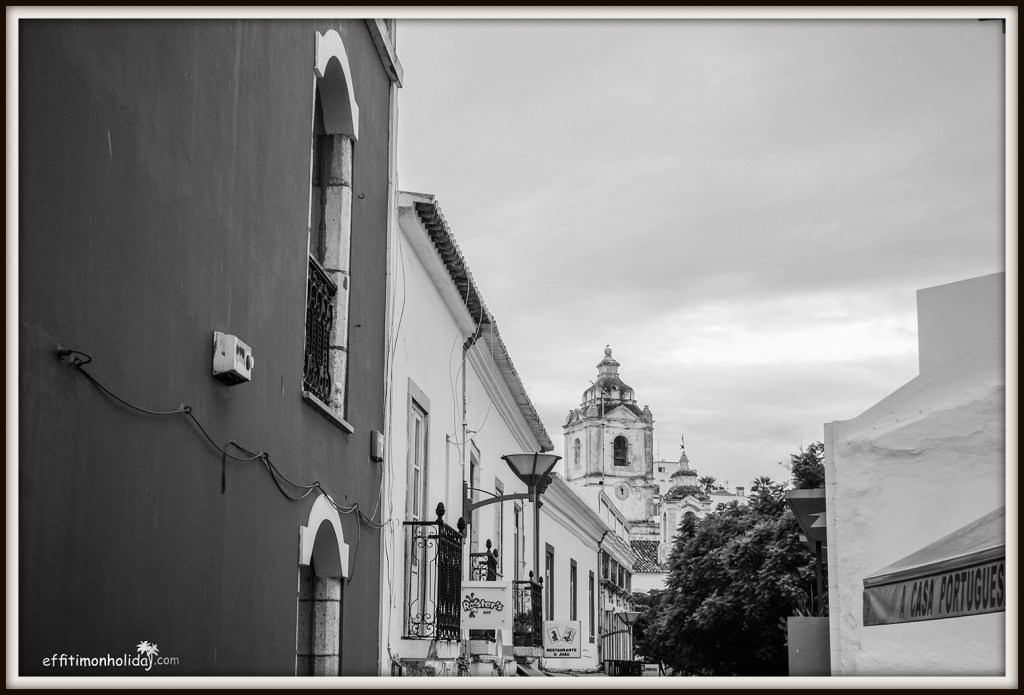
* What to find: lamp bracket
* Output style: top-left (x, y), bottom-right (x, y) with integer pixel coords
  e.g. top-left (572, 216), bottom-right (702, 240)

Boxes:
top-left (599, 629), bottom-right (631, 641)
top-left (464, 492), bottom-right (530, 519)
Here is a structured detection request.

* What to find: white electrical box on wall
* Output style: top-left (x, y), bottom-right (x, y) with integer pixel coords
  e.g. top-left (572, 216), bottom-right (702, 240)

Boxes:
top-left (212, 331), bottom-right (254, 385)
top-left (371, 430), bottom-right (385, 463)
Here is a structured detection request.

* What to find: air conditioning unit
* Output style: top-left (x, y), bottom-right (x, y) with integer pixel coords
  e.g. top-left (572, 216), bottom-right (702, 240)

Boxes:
top-left (212, 331), bottom-right (254, 385)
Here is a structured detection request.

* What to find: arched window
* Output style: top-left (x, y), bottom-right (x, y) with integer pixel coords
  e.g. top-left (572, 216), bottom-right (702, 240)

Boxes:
top-left (573, 438), bottom-right (581, 469)
top-left (297, 494), bottom-right (350, 675)
top-left (303, 30), bottom-right (359, 429)
top-left (613, 436), bottom-right (628, 466)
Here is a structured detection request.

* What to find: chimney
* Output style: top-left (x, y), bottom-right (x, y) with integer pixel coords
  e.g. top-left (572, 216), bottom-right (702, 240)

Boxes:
top-left (736, 486), bottom-right (745, 497)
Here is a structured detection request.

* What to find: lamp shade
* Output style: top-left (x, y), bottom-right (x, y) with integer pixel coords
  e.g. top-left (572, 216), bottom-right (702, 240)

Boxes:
top-left (501, 452), bottom-right (561, 489)
top-left (617, 611), bottom-right (642, 627)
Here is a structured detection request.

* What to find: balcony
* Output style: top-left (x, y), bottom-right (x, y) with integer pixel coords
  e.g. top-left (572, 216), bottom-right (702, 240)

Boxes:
top-left (402, 503), bottom-right (463, 641)
top-left (468, 539), bottom-right (501, 581)
top-left (512, 574), bottom-right (543, 649)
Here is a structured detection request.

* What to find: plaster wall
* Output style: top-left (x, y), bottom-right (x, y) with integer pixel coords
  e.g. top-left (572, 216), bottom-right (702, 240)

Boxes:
top-left (824, 274), bottom-right (1005, 677)
top-left (917, 273), bottom-right (1004, 374)
top-left (631, 572), bottom-right (668, 594)
top-left (18, 18), bottom-right (390, 677)
top-left (537, 485), bottom-right (603, 671)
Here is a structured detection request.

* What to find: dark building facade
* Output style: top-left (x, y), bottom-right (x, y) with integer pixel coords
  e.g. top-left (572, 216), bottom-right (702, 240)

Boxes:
top-left (18, 18), bottom-right (401, 676)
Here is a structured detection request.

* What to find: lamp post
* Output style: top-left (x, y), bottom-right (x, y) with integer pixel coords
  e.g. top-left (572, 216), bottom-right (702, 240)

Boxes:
top-left (500, 453), bottom-right (560, 582)
top-left (462, 452), bottom-right (560, 582)
top-left (616, 610), bottom-right (641, 661)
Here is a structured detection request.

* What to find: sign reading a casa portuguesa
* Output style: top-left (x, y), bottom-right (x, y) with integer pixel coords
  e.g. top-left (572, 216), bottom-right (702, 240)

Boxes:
top-left (863, 559), bottom-right (1006, 626)
top-left (862, 506), bottom-right (1005, 627)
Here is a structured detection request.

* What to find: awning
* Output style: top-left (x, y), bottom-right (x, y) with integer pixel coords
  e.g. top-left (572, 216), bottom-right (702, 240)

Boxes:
top-left (785, 488), bottom-right (827, 545)
top-left (863, 506), bottom-right (1005, 626)
top-left (516, 664), bottom-right (549, 677)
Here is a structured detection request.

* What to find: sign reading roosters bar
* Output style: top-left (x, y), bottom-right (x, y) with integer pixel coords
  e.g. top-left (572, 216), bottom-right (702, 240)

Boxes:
top-left (460, 581), bottom-right (512, 630)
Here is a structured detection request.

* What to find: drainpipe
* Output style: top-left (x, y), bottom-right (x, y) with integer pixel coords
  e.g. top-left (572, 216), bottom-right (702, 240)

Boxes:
top-left (461, 324), bottom-right (482, 562)
top-left (596, 530), bottom-right (609, 664)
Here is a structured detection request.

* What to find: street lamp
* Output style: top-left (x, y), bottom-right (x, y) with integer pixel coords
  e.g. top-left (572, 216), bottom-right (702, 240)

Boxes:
top-left (462, 452), bottom-right (560, 582)
top-left (617, 611), bottom-right (641, 661)
top-left (501, 453), bottom-right (560, 503)
top-left (501, 453), bottom-right (560, 580)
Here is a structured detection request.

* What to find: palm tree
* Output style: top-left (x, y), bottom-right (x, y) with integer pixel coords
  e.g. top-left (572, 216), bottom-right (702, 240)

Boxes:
top-left (698, 475), bottom-right (717, 492)
top-left (750, 475), bottom-right (774, 492)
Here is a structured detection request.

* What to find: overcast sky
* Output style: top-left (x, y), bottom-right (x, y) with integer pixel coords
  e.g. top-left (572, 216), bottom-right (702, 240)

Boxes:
top-left (396, 14), bottom-right (1007, 490)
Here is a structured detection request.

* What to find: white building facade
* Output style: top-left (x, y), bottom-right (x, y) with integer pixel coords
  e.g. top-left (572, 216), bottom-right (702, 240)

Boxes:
top-left (824, 272), bottom-right (1006, 676)
top-left (380, 192), bottom-right (553, 676)
top-left (535, 475), bottom-right (609, 674)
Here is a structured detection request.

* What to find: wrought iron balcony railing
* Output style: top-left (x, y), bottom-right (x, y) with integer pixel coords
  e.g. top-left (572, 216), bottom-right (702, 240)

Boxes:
top-left (303, 256), bottom-right (336, 404)
top-left (469, 539), bottom-right (501, 581)
top-left (604, 660), bottom-right (644, 677)
top-left (403, 503), bottom-right (464, 641)
top-left (512, 574), bottom-right (543, 648)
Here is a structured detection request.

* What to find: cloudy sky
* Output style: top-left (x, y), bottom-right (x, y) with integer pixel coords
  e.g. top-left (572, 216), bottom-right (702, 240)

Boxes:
top-left (395, 13), bottom-right (1008, 490)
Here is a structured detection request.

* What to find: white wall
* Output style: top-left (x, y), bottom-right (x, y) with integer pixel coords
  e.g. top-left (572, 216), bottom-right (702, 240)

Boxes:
top-left (537, 479), bottom-right (604, 672)
top-left (631, 572), bottom-right (667, 594)
top-left (380, 204), bottom-right (545, 673)
top-left (824, 273), bottom-right (1006, 676)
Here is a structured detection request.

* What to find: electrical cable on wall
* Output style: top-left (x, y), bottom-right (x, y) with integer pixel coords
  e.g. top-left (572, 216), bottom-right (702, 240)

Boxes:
top-left (57, 348), bottom-right (390, 539)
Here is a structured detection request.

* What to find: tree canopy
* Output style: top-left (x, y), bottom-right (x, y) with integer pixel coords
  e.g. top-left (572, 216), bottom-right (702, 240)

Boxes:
top-left (698, 475), bottom-right (717, 492)
top-left (635, 476), bottom-right (816, 676)
top-left (789, 442), bottom-right (825, 489)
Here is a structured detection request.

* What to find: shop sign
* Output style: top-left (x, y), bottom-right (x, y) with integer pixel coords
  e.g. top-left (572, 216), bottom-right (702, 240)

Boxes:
top-left (863, 558), bottom-right (1005, 626)
top-left (642, 663), bottom-right (661, 677)
top-left (542, 620), bottom-right (581, 658)
top-left (460, 581), bottom-right (511, 630)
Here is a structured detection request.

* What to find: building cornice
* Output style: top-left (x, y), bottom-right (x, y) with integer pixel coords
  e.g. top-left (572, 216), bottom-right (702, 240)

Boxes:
top-left (398, 191), bottom-right (553, 451)
top-left (541, 475), bottom-right (610, 547)
top-left (364, 19), bottom-right (403, 86)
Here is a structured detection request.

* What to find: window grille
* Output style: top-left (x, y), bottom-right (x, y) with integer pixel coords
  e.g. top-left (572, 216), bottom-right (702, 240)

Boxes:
top-left (303, 256), bottom-right (336, 403)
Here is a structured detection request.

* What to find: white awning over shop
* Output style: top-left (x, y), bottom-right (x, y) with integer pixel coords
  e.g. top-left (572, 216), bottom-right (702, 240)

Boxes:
top-left (862, 506), bottom-right (1005, 626)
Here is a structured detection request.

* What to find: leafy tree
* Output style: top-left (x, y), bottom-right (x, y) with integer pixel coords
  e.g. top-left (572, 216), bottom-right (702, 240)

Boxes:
top-left (634, 479), bottom-right (815, 676)
top-left (789, 441), bottom-right (825, 489)
top-left (750, 475), bottom-right (774, 493)
top-left (630, 589), bottom-right (673, 669)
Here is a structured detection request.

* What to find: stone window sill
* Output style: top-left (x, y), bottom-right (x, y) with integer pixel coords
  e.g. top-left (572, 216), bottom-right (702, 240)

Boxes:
top-left (302, 391), bottom-right (354, 434)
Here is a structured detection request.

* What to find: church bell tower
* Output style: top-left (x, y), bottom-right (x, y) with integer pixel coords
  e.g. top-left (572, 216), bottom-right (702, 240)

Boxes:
top-left (563, 348), bottom-right (655, 518)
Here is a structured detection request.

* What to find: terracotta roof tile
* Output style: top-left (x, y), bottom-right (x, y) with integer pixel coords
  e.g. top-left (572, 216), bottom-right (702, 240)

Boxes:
top-left (631, 540), bottom-right (666, 572)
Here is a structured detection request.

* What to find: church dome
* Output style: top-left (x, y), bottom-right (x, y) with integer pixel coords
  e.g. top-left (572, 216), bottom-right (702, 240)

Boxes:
top-left (670, 466), bottom-right (698, 480)
top-left (663, 484), bottom-right (708, 502)
top-left (579, 347), bottom-right (641, 414)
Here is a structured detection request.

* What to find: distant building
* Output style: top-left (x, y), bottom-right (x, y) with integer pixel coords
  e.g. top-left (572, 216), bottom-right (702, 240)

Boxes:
top-left (562, 349), bottom-right (744, 593)
top-left (824, 272), bottom-right (1006, 676)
